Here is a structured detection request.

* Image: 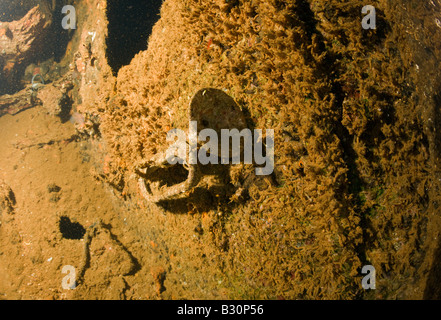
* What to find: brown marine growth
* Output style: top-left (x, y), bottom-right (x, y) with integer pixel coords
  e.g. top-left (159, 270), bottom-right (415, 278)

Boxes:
top-left (45, 0), bottom-right (441, 299)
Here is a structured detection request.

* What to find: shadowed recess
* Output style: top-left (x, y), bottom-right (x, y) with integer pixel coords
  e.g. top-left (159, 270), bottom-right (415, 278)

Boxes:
top-left (59, 216), bottom-right (86, 240)
top-left (106, 0), bottom-right (163, 75)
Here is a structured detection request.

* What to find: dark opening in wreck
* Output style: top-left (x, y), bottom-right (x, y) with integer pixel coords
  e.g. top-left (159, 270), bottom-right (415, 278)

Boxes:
top-left (106, 0), bottom-right (163, 75)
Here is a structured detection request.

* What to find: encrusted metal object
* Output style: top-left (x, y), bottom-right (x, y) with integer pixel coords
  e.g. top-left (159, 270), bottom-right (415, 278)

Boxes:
top-left (31, 73), bottom-right (45, 90)
top-left (137, 88), bottom-right (247, 203)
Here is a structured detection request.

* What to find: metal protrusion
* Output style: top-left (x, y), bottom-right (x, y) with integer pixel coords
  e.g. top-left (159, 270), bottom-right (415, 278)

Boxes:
top-left (137, 88), bottom-right (247, 203)
top-left (31, 73), bottom-right (45, 90)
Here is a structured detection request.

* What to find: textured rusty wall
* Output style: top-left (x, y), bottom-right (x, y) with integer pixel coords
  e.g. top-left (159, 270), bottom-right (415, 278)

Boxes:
top-left (70, 0), bottom-right (441, 299)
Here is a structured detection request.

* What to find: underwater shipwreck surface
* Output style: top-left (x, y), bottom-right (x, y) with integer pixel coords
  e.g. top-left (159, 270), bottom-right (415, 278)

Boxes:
top-left (1, 0), bottom-right (441, 300)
